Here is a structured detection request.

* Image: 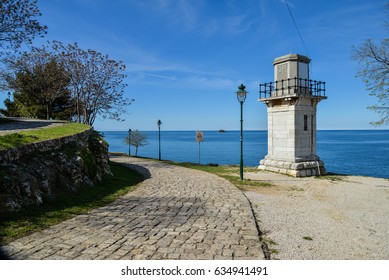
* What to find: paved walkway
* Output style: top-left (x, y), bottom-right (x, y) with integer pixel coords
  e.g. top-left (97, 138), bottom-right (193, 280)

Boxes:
top-left (4, 156), bottom-right (265, 260)
top-left (0, 118), bottom-right (67, 136)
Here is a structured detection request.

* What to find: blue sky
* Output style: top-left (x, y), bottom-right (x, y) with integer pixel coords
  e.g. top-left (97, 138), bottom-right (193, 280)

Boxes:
top-left (2, 0), bottom-right (388, 130)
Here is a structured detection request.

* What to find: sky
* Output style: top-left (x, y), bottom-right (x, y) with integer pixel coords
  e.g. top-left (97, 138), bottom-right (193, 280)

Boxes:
top-left (1, 0), bottom-right (388, 131)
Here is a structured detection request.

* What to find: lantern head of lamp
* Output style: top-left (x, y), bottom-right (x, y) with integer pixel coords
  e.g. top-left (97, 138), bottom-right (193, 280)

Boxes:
top-left (157, 119), bottom-right (162, 128)
top-left (236, 84), bottom-right (248, 102)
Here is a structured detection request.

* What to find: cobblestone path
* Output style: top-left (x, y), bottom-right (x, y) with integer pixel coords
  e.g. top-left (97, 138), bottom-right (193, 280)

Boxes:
top-left (4, 156), bottom-right (265, 260)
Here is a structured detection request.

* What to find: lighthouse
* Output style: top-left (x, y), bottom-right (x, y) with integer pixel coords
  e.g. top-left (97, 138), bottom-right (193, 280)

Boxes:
top-left (258, 54), bottom-right (327, 177)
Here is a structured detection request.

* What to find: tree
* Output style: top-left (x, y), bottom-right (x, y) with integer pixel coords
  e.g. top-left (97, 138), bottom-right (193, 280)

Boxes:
top-left (52, 41), bottom-right (132, 125)
top-left (352, 4), bottom-right (389, 126)
top-left (1, 40), bottom-right (132, 123)
top-left (0, 0), bottom-right (47, 55)
top-left (3, 47), bottom-right (71, 119)
top-left (13, 60), bottom-right (70, 119)
top-left (0, 93), bottom-right (16, 116)
top-left (124, 130), bottom-right (148, 157)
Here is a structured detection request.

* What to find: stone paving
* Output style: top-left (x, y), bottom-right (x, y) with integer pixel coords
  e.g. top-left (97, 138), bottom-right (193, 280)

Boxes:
top-left (3, 156), bottom-right (265, 260)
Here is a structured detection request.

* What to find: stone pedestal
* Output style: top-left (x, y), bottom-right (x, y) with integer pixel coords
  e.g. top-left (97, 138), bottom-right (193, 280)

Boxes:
top-left (258, 158), bottom-right (326, 177)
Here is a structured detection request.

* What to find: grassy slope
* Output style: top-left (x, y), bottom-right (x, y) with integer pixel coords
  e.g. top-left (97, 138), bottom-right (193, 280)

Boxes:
top-left (0, 122), bottom-right (89, 150)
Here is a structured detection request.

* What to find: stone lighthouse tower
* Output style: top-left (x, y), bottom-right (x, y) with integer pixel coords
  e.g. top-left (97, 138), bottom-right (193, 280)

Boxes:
top-left (258, 54), bottom-right (327, 177)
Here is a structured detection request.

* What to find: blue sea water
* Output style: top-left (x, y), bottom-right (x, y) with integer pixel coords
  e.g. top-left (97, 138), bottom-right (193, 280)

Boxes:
top-left (102, 130), bottom-right (389, 179)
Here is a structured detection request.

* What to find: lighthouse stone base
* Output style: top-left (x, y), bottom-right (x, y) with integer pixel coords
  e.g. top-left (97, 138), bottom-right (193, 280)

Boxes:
top-left (258, 157), bottom-right (326, 177)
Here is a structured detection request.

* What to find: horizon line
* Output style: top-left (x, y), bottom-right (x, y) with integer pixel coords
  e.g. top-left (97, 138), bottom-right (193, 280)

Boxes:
top-left (97, 128), bottom-right (389, 132)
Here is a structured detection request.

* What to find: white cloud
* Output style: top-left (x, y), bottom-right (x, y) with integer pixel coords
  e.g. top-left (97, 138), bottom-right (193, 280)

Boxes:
top-left (226, 15), bottom-right (256, 34)
top-left (129, 0), bottom-right (203, 32)
top-left (128, 0), bottom-right (258, 38)
top-left (197, 15), bottom-right (257, 37)
top-left (181, 76), bottom-right (236, 90)
top-left (303, 2), bottom-right (386, 42)
top-left (141, 72), bottom-right (177, 81)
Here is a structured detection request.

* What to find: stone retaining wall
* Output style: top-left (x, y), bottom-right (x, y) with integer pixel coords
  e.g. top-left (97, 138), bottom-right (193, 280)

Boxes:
top-left (0, 129), bottom-right (91, 163)
top-left (0, 128), bottom-right (111, 213)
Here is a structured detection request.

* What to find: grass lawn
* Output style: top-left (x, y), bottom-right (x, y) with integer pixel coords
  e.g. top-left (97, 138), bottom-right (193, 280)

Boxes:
top-left (0, 161), bottom-right (144, 245)
top-left (0, 122), bottom-right (90, 150)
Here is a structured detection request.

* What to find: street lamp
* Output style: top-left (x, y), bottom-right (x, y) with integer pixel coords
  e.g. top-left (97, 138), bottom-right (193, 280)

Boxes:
top-left (128, 129), bottom-right (132, 156)
top-left (157, 119), bottom-right (162, 161)
top-left (236, 84), bottom-right (248, 180)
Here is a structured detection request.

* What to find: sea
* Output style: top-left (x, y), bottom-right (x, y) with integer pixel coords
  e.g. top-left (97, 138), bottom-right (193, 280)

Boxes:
top-left (102, 130), bottom-right (389, 179)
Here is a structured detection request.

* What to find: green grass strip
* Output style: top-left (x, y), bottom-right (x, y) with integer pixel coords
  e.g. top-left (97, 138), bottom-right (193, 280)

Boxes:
top-left (0, 161), bottom-right (144, 245)
top-left (0, 122), bottom-right (89, 150)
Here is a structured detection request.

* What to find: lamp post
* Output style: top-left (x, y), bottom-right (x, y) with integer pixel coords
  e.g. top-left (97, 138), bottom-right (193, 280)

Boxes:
top-left (157, 119), bottom-right (162, 161)
top-left (236, 84), bottom-right (248, 180)
top-left (128, 129), bottom-right (132, 156)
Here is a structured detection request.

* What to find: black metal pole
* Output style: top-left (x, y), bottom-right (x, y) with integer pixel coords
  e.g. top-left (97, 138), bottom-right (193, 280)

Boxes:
top-left (158, 126), bottom-right (161, 161)
top-left (240, 101), bottom-right (244, 180)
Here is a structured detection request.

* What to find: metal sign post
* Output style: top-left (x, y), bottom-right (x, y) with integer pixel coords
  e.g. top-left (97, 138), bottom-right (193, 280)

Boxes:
top-left (196, 131), bottom-right (204, 164)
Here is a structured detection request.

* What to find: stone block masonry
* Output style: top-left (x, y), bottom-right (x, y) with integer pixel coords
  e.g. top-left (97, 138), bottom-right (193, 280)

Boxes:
top-left (258, 159), bottom-right (326, 177)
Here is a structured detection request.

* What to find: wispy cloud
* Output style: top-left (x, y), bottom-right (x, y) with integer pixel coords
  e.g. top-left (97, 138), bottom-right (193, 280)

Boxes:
top-left (93, 1), bottom-right (261, 88)
top-left (226, 15), bottom-right (256, 34)
top-left (123, 49), bottom-right (242, 90)
top-left (198, 15), bottom-right (257, 37)
top-left (128, 0), bottom-right (258, 38)
top-left (129, 0), bottom-right (202, 32)
top-left (180, 76), bottom-right (236, 90)
top-left (259, 0), bottom-right (267, 17)
top-left (128, 66), bottom-right (240, 91)
top-left (126, 70), bottom-right (241, 92)
top-left (301, 2), bottom-right (386, 47)
top-left (141, 72), bottom-right (177, 81)
top-left (123, 49), bottom-right (239, 90)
